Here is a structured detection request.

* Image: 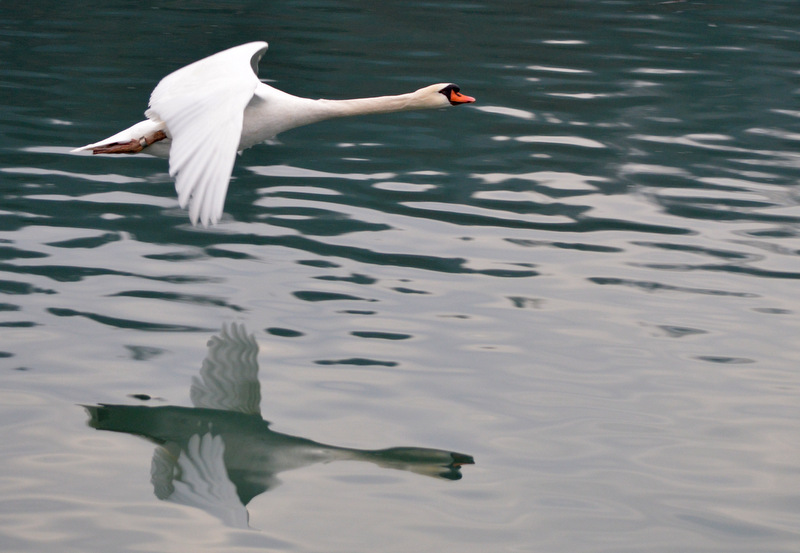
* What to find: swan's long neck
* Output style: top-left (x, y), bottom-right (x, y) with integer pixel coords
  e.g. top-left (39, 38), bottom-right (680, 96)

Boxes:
top-left (240, 84), bottom-right (434, 150)
top-left (312, 93), bottom-right (421, 119)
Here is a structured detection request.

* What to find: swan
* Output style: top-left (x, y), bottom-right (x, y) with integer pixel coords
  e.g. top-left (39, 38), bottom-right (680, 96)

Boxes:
top-left (72, 41), bottom-right (476, 226)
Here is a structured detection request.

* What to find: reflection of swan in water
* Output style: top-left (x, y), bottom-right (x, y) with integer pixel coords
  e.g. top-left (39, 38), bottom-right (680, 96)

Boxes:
top-left (84, 323), bottom-right (473, 528)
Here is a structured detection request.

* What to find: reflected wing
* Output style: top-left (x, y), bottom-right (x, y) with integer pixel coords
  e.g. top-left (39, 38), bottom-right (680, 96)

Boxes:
top-left (151, 433), bottom-right (249, 528)
top-left (145, 42), bottom-right (269, 225)
top-left (190, 323), bottom-right (262, 415)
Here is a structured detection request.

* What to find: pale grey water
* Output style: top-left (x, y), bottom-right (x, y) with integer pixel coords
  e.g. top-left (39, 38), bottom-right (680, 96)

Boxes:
top-left (2, 1), bottom-right (800, 552)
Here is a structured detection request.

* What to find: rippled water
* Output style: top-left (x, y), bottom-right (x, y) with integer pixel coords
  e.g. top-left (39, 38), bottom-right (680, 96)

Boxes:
top-left (2, 2), bottom-right (800, 552)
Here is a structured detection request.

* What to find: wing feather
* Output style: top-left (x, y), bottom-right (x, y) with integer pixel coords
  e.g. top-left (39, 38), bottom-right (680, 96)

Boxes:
top-left (146, 42), bottom-right (269, 225)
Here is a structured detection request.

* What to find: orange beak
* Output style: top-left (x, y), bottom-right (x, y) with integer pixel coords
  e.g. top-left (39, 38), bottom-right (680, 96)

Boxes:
top-left (449, 89), bottom-right (476, 105)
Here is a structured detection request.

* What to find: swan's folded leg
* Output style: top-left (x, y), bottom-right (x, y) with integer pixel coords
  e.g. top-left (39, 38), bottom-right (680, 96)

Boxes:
top-left (91, 130), bottom-right (168, 155)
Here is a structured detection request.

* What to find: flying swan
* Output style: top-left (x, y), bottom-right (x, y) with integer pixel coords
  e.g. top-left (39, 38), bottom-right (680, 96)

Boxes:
top-left (73, 41), bottom-right (476, 226)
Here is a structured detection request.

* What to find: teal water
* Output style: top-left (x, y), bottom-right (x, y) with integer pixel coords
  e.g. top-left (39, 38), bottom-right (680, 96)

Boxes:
top-left (2, 1), bottom-right (800, 552)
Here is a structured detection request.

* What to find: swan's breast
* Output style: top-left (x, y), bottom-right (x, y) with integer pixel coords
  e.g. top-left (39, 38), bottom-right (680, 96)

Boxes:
top-left (239, 84), bottom-right (327, 151)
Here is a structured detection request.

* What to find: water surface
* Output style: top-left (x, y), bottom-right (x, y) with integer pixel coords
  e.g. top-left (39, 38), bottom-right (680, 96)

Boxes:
top-left (1, 1), bottom-right (800, 552)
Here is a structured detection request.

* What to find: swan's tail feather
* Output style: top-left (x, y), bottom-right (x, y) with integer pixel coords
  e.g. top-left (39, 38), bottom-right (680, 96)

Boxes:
top-left (71, 120), bottom-right (168, 154)
top-left (76, 130), bottom-right (168, 155)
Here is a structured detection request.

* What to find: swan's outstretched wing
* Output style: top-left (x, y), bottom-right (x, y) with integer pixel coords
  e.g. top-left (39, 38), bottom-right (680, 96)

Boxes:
top-left (146, 41), bottom-right (268, 225)
top-left (190, 323), bottom-right (262, 415)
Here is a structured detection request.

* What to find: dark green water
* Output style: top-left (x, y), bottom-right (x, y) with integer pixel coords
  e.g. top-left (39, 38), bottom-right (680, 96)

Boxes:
top-left (2, 2), bottom-right (800, 552)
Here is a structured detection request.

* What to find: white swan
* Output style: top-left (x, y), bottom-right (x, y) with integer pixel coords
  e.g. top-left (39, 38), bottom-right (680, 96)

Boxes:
top-left (73, 41), bottom-right (475, 226)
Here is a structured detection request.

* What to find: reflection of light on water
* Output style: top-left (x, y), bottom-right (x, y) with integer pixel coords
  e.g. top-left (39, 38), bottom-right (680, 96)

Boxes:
top-left (472, 190), bottom-right (552, 203)
top-left (336, 142), bottom-right (382, 147)
top-left (1, 166), bottom-right (145, 184)
top-left (24, 191), bottom-right (175, 207)
top-left (547, 92), bottom-right (613, 100)
top-left (527, 64), bottom-right (593, 74)
top-left (372, 181), bottom-right (437, 192)
top-left (471, 170), bottom-right (604, 191)
top-left (631, 133), bottom-right (742, 152)
top-left (542, 39), bottom-right (587, 45)
top-left (631, 67), bottom-right (702, 75)
top-left (746, 127), bottom-right (800, 141)
top-left (248, 164), bottom-right (395, 181)
top-left (401, 201), bottom-right (573, 225)
top-left (474, 105), bottom-right (536, 120)
top-left (511, 135), bottom-right (607, 148)
top-left (257, 185), bottom-right (341, 196)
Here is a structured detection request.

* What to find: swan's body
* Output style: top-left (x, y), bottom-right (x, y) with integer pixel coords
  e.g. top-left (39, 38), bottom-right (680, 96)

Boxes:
top-left (73, 41), bottom-right (475, 226)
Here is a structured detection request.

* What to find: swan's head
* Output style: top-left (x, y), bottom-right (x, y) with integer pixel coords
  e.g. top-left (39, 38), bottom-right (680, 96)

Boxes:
top-left (414, 83), bottom-right (476, 109)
